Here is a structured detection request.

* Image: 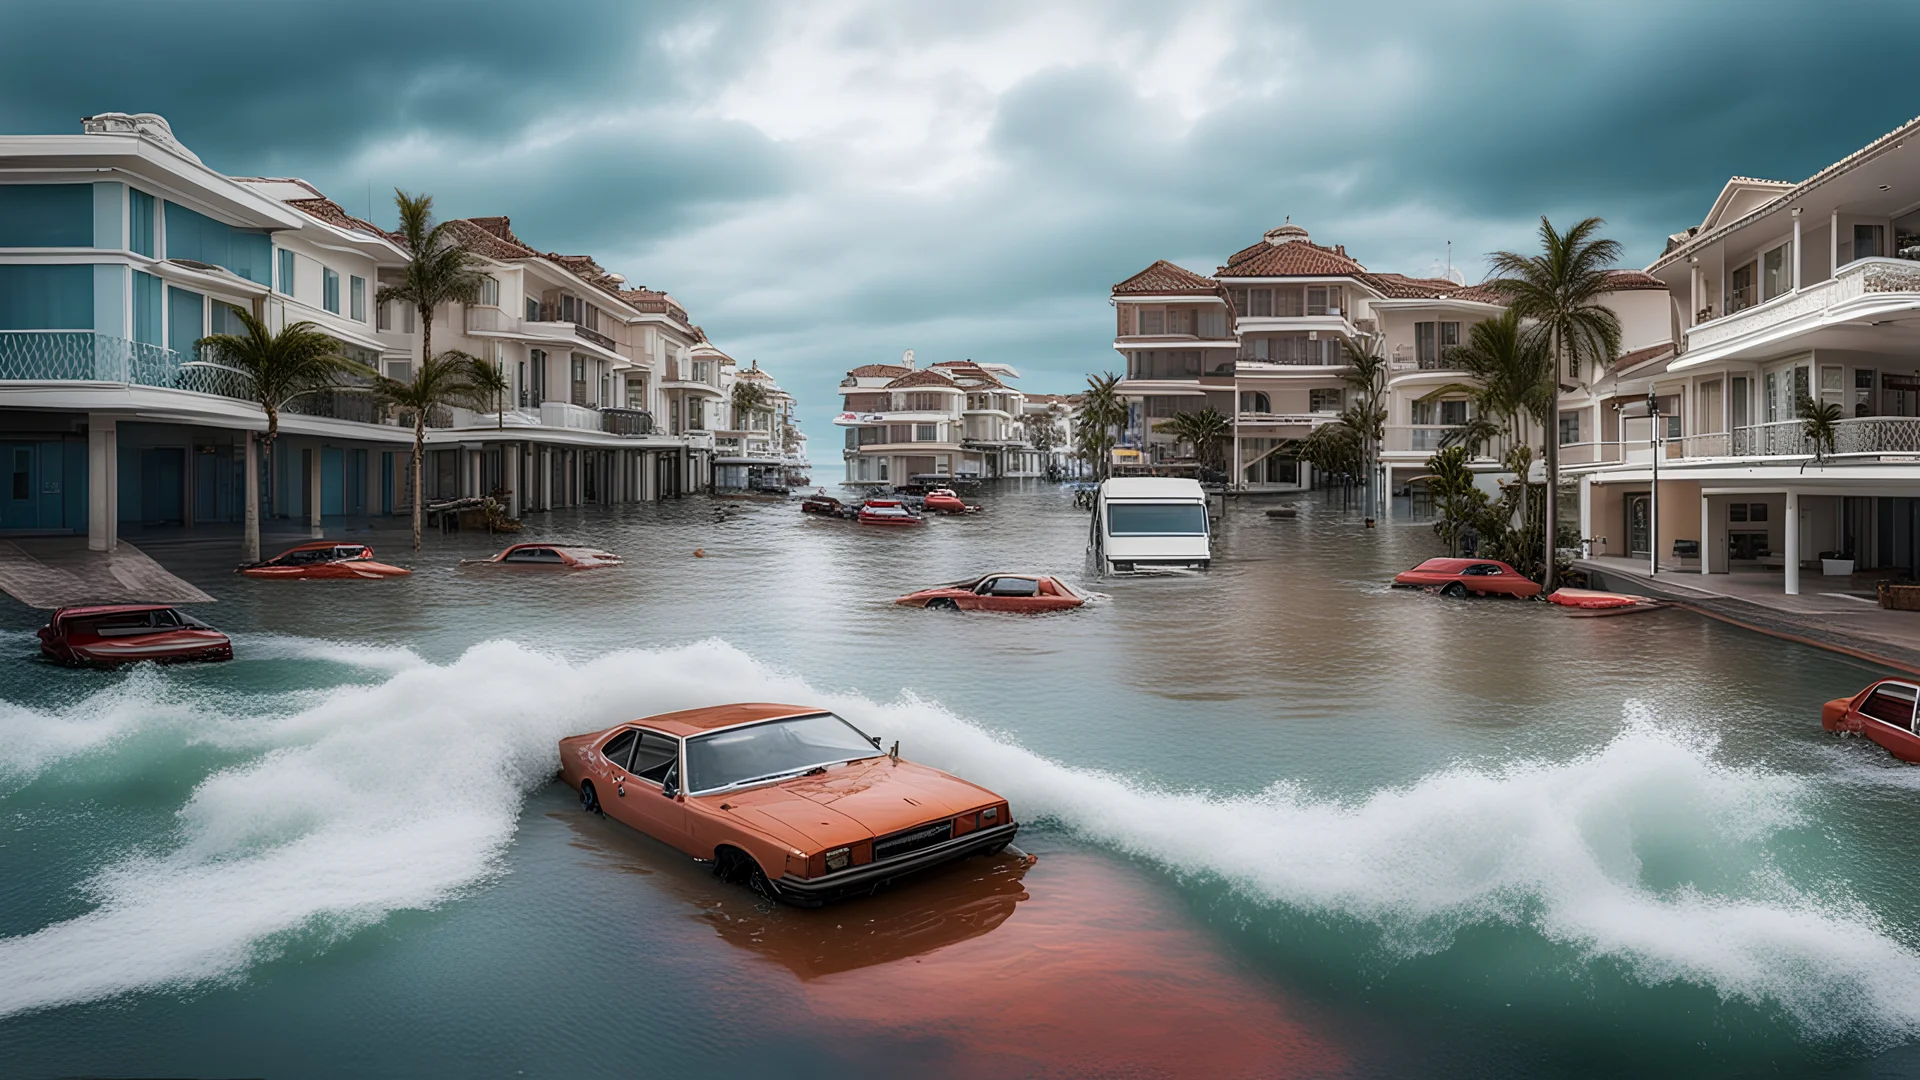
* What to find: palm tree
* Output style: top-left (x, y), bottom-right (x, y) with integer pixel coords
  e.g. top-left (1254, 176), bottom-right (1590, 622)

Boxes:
top-left (1152, 408), bottom-right (1231, 474)
top-left (197, 310), bottom-right (373, 561)
top-left (372, 351), bottom-right (492, 550)
top-left (1422, 445), bottom-right (1483, 557)
top-left (1799, 396), bottom-right (1842, 461)
top-left (1074, 372), bottom-right (1127, 480)
top-left (375, 190), bottom-right (484, 379)
top-left (1431, 308), bottom-right (1555, 525)
top-left (730, 378), bottom-right (769, 432)
top-left (1338, 334), bottom-right (1388, 514)
top-left (1489, 217), bottom-right (1623, 592)
top-left (470, 357), bottom-right (510, 431)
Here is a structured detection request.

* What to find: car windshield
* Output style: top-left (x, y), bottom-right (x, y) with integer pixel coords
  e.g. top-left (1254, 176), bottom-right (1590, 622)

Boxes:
top-left (684, 713), bottom-right (879, 794)
top-left (1107, 502), bottom-right (1208, 536)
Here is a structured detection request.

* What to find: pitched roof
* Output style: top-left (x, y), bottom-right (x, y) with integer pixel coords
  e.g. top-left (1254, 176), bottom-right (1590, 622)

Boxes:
top-left (445, 217), bottom-right (539, 261)
top-left (1602, 269), bottom-right (1668, 291)
top-left (884, 369), bottom-right (960, 389)
top-left (933, 361), bottom-right (1008, 388)
top-left (1614, 342), bottom-right (1676, 373)
top-left (284, 197), bottom-right (388, 238)
top-left (1218, 238), bottom-right (1367, 278)
top-left (847, 364), bottom-right (910, 378)
top-left (619, 288), bottom-right (689, 326)
top-left (1112, 259), bottom-right (1220, 296)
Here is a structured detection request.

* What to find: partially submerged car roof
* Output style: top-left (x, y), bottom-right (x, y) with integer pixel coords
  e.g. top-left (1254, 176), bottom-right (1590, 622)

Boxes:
top-left (53, 602), bottom-right (179, 618)
top-left (624, 702), bottom-right (826, 738)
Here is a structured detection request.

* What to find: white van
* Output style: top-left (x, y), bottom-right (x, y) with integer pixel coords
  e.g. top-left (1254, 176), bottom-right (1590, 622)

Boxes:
top-left (1088, 477), bottom-right (1211, 573)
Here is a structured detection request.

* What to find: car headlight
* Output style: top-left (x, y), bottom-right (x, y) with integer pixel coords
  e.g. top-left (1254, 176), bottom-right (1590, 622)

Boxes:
top-left (980, 806), bottom-right (999, 824)
top-left (824, 846), bottom-right (851, 872)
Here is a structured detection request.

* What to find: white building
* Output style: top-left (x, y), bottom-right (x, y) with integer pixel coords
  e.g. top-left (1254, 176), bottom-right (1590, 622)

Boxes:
top-left (0, 112), bottom-right (783, 546)
top-left (837, 352), bottom-right (1036, 484)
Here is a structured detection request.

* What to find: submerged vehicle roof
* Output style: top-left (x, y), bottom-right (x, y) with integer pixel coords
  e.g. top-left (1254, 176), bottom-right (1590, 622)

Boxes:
top-left (275, 541), bottom-right (369, 553)
top-left (609, 702), bottom-right (833, 738)
top-left (1099, 477), bottom-right (1206, 499)
top-left (52, 602), bottom-right (182, 618)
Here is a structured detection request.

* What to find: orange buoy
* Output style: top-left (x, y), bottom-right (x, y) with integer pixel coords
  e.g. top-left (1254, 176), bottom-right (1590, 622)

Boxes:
top-left (693, 548), bottom-right (706, 558)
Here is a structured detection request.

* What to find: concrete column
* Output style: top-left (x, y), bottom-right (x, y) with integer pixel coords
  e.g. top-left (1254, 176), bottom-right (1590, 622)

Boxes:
top-left (1791, 211), bottom-right (1803, 291)
top-left (1700, 492), bottom-right (1712, 575)
top-left (87, 415), bottom-right (117, 552)
top-left (308, 446), bottom-right (323, 538)
top-left (1578, 474), bottom-right (1593, 553)
top-left (1784, 489), bottom-right (1800, 595)
top-left (504, 444), bottom-right (521, 516)
top-left (243, 431), bottom-right (259, 560)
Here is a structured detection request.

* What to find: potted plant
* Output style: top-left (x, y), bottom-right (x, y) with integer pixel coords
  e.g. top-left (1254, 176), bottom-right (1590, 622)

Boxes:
top-left (1820, 549), bottom-right (1855, 577)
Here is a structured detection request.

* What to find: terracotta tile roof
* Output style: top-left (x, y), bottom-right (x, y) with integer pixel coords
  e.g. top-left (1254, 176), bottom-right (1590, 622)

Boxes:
top-left (1362, 272), bottom-right (1468, 299)
top-left (619, 288), bottom-right (690, 326)
top-left (445, 217), bottom-right (539, 261)
top-left (847, 364), bottom-right (910, 378)
top-left (1112, 260), bottom-right (1221, 296)
top-left (284, 197), bottom-right (389, 238)
top-left (1218, 238), bottom-right (1367, 278)
top-left (1613, 342), bottom-right (1675, 373)
top-left (884, 369), bottom-right (960, 390)
top-left (1602, 269), bottom-right (1668, 291)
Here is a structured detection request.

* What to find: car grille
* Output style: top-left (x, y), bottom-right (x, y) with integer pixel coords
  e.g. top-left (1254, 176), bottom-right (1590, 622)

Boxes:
top-left (872, 819), bottom-right (954, 862)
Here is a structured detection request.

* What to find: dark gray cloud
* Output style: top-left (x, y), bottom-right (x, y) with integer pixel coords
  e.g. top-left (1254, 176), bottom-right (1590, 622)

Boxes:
top-left (2, 0), bottom-right (1913, 446)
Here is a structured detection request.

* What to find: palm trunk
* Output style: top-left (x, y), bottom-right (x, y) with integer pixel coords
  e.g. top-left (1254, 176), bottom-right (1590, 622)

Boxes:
top-left (1542, 346), bottom-right (1561, 592)
top-left (412, 417), bottom-right (426, 551)
top-left (243, 431), bottom-right (260, 563)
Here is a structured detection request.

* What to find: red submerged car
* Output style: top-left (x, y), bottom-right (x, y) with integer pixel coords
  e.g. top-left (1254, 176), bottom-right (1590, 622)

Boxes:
top-left (895, 573), bottom-right (1085, 613)
top-left (38, 603), bottom-right (232, 666)
top-left (238, 542), bottom-right (412, 579)
top-left (1392, 557), bottom-right (1541, 598)
top-left (463, 542), bottom-right (620, 569)
top-left (923, 488), bottom-right (979, 515)
top-left (858, 499), bottom-right (923, 526)
top-left (559, 703), bottom-right (1018, 906)
top-left (1823, 678), bottom-right (1920, 763)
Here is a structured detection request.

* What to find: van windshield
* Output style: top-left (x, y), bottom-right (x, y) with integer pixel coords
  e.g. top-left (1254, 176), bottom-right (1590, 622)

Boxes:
top-left (1107, 503), bottom-right (1208, 536)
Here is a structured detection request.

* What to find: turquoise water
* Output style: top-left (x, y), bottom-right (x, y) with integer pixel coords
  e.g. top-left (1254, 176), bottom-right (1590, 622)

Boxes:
top-left (3, 487), bottom-right (1920, 1077)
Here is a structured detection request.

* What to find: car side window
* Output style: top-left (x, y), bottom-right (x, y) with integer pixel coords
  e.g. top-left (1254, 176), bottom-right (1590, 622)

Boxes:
top-left (1861, 684), bottom-right (1918, 731)
top-left (600, 729), bottom-right (638, 770)
top-left (991, 578), bottom-right (1039, 597)
top-left (504, 547), bottom-right (544, 562)
top-left (973, 578), bottom-right (999, 595)
top-left (151, 608), bottom-right (182, 627)
top-left (631, 731), bottom-right (679, 783)
top-left (1464, 564), bottom-right (1501, 576)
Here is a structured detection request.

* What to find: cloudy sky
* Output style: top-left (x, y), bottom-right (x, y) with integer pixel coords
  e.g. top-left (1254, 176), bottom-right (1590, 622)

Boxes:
top-left (3, 0), bottom-right (1916, 442)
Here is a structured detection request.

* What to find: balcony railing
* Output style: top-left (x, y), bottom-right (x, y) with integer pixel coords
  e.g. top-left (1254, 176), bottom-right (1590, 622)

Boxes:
top-left (0, 331), bottom-right (256, 399)
top-left (1689, 258), bottom-right (1920, 350)
top-left (600, 407), bottom-right (654, 437)
top-left (540, 401), bottom-right (601, 431)
top-left (534, 304), bottom-right (618, 350)
top-left (1383, 424), bottom-right (1466, 453)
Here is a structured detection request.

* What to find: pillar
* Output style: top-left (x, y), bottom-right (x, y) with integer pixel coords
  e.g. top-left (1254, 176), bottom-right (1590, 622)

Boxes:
top-left (1700, 492), bottom-right (1712, 576)
top-left (1577, 474), bottom-right (1593, 553)
top-left (1784, 489), bottom-right (1800, 595)
top-left (87, 415), bottom-right (117, 552)
top-left (505, 444), bottom-right (521, 516)
top-left (1791, 210), bottom-right (1802, 291)
top-left (308, 446), bottom-right (323, 538)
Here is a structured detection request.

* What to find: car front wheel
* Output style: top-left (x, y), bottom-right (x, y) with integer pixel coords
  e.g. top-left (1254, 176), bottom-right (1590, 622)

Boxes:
top-left (1441, 582), bottom-right (1468, 598)
top-left (579, 780), bottom-right (600, 815)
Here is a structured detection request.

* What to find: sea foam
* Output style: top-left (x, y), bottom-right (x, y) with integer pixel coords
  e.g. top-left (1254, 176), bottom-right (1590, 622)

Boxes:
top-left (0, 640), bottom-right (1916, 1043)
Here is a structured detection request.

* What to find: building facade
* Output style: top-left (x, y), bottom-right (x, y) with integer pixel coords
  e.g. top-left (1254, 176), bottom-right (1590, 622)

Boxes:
top-left (836, 352), bottom-right (1035, 484)
top-left (0, 113), bottom-right (796, 546)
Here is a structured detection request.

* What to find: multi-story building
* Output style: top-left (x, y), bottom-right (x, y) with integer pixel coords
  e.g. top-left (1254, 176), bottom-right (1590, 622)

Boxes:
top-left (0, 112), bottom-right (780, 548)
top-left (1570, 115), bottom-right (1920, 593)
top-left (837, 352), bottom-right (1034, 484)
top-left (1020, 393), bottom-right (1082, 478)
top-left (714, 355), bottom-right (805, 492)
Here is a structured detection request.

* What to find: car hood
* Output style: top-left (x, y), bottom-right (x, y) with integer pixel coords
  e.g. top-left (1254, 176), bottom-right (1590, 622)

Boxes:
top-left (711, 758), bottom-right (997, 849)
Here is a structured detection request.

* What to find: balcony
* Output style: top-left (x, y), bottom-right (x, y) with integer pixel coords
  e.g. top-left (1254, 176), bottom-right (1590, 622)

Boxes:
top-left (1383, 424), bottom-right (1463, 453)
top-left (534, 304), bottom-right (618, 351)
top-left (600, 407), bottom-right (654, 437)
top-left (465, 307), bottom-right (518, 335)
top-left (1675, 417), bottom-right (1920, 459)
top-left (1684, 257), bottom-right (1920, 358)
top-left (540, 401), bottom-right (601, 431)
top-left (1388, 351), bottom-right (1467, 373)
top-left (0, 331), bottom-right (258, 399)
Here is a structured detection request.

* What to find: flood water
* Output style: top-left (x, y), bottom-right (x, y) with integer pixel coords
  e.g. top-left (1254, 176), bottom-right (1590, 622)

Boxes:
top-left (3, 485), bottom-right (1920, 1078)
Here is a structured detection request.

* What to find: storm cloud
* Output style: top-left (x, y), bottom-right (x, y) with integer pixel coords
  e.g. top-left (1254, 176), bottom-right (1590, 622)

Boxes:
top-left (3, 0), bottom-right (1915, 436)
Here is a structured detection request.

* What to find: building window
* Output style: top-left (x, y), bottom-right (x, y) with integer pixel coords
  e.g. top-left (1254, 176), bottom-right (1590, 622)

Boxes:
top-left (1140, 308), bottom-right (1164, 334)
top-left (915, 424), bottom-right (937, 441)
top-left (526, 296), bottom-right (541, 322)
top-left (1306, 286), bottom-right (1342, 316)
top-left (130, 189), bottom-right (156, 257)
top-left (1415, 322), bottom-right (1460, 367)
top-left (478, 275), bottom-right (500, 307)
top-left (323, 268), bottom-right (340, 314)
top-left (350, 275), bottom-right (366, 321)
top-left (1762, 241), bottom-right (1792, 301)
top-left (132, 270), bottom-right (162, 345)
top-left (164, 201), bottom-right (270, 284)
top-left (1854, 223), bottom-right (1885, 261)
top-left (1249, 289), bottom-right (1273, 317)
top-left (166, 285), bottom-right (204, 356)
top-left (528, 348), bottom-right (547, 403)
top-left (1559, 411), bottom-right (1581, 445)
top-left (1729, 263), bottom-right (1755, 313)
top-left (277, 249), bottom-right (295, 296)
top-left (688, 398), bottom-right (705, 430)
top-left (1239, 391), bottom-right (1270, 414)
top-left (0, 184), bottom-right (93, 247)
top-left (1438, 400), bottom-right (1468, 426)
top-left (1309, 388), bottom-right (1342, 413)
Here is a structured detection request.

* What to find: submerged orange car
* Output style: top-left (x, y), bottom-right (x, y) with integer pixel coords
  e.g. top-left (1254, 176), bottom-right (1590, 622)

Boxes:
top-left (1392, 557), bottom-right (1541, 598)
top-left (559, 703), bottom-right (1017, 906)
top-left (238, 541), bottom-right (412, 579)
top-left (1823, 678), bottom-right (1920, 763)
top-left (463, 542), bottom-right (621, 569)
top-left (37, 603), bottom-right (232, 666)
top-left (895, 573), bottom-right (1085, 613)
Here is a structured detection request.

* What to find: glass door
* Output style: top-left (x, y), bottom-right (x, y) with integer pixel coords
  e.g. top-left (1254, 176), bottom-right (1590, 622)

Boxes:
top-left (1626, 493), bottom-right (1651, 557)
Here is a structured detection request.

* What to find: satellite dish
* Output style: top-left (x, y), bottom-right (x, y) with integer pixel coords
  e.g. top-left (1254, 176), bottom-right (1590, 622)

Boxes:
top-left (902, 348), bottom-right (915, 368)
top-left (1445, 267), bottom-right (1466, 286)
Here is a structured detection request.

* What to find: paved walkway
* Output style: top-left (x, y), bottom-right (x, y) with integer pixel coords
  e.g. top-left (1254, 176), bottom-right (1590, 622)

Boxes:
top-left (1575, 556), bottom-right (1920, 672)
top-left (0, 539), bottom-right (214, 609)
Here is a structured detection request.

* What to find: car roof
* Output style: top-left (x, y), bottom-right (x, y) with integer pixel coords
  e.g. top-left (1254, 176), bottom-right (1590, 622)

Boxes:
top-left (1100, 477), bottom-right (1205, 499)
top-left (54, 603), bottom-right (178, 617)
top-left (1415, 558), bottom-right (1484, 570)
top-left (621, 702), bottom-right (825, 738)
top-left (280, 541), bottom-right (366, 553)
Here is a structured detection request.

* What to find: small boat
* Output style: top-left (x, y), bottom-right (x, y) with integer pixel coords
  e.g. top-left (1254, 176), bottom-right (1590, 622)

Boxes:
top-left (1547, 588), bottom-right (1654, 610)
top-left (461, 543), bottom-right (620, 569)
top-left (238, 542), bottom-right (412, 579)
top-left (38, 603), bottom-right (232, 666)
top-left (857, 499), bottom-right (923, 526)
top-left (1823, 678), bottom-right (1920, 762)
top-left (923, 488), bottom-right (980, 515)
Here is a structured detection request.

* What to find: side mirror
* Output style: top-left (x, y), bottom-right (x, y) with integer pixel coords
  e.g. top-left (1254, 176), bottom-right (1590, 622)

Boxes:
top-left (869, 735), bottom-right (882, 748)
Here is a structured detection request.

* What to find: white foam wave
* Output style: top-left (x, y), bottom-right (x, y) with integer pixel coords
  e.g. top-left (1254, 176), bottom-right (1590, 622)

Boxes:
top-left (2, 641), bottom-right (1917, 1044)
top-left (234, 633), bottom-right (427, 673)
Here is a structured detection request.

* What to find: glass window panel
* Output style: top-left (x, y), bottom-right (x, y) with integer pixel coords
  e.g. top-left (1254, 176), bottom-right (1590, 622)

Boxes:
top-left (1106, 503), bottom-right (1209, 536)
top-left (685, 713), bottom-right (878, 794)
top-left (132, 270), bottom-right (163, 344)
top-left (350, 276), bottom-right (366, 321)
top-left (129, 190), bottom-right (156, 257)
top-left (166, 285), bottom-right (204, 355)
top-left (0, 185), bottom-right (93, 247)
top-left (600, 729), bottom-right (637, 771)
top-left (1250, 289), bottom-right (1273, 317)
top-left (0, 265), bottom-right (94, 330)
top-left (632, 732), bottom-right (678, 782)
top-left (277, 249), bottom-right (295, 295)
top-left (323, 268), bottom-right (340, 314)
top-left (163, 202), bottom-right (270, 283)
